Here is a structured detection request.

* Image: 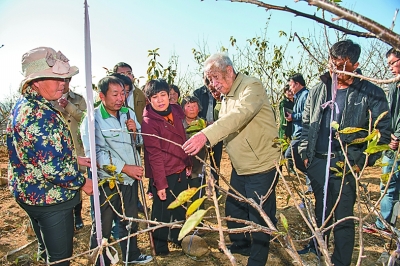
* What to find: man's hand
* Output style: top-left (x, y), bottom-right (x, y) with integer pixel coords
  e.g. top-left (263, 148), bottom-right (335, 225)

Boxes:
top-left (157, 189), bottom-right (167, 200)
top-left (126, 119), bottom-right (137, 132)
top-left (183, 132), bottom-right (207, 155)
top-left (304, 159), bottom-right (309, 168)
top-left (58, 97), bottom-right (69, 108)
top-left (285, 112), bottom-right (293, 122)
top-left (389, 134), bottom-right (399, 150)
top-left (82, 178), bottom-right (93, 195)
top-left (122, 165), bottom-right (143, 180)
top-left (77, 156), bottom-right (91, 168)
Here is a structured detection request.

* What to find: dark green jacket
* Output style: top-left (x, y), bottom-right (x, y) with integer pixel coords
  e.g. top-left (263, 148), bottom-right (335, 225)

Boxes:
top-left (298, 72), bottom-right (391, 167)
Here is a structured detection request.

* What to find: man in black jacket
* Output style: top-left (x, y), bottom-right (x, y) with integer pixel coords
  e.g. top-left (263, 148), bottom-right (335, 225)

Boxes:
top-left (297, 40), bottom-right (391, 266)
top-left (193, 75), bottom-right (223, 190)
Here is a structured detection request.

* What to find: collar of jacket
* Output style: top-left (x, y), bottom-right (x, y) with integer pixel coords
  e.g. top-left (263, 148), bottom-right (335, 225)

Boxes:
top-left (294, 86), bottom-right (307, 99)
top-left (68, 90), bottom-right (77, 99)
top-left (226, 72), bottom-right (243, 97)
top-left (143, 103), bottom-right (185, 121)
top-left (99, 102), bottom-right (129, 119)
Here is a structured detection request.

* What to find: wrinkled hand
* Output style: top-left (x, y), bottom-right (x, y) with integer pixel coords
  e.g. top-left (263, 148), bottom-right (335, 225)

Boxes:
top-left (122, 165), bottom-right (143, 180)
top-left (82, 178), bottom-right (93, 195)
top-left (285, 112), bottom-right (293, 122)
top-left (126, 119), bottom-right (137, 132)
top-left (183, 132), bottom-right (207, 155)
top-left (389, 134), bottom-right (399, 150)
top-left (157, 189), bottom-right (167, 201)
top-left (77, 156), bottom-right (91, 168)
top-left (58, 97), bottom-right (69, 108)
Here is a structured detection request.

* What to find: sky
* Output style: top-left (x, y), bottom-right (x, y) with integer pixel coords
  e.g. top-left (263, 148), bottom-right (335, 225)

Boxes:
top-left (0, 0), bottom-right (399, 100)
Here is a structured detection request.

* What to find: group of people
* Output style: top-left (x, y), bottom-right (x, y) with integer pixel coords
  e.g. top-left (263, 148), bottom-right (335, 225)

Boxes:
top-left (5, 40), bottom-right (400, 266)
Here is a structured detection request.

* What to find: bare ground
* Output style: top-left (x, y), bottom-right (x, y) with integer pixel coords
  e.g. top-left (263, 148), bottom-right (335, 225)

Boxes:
top-left (0, 146), bottom-right (395, 265)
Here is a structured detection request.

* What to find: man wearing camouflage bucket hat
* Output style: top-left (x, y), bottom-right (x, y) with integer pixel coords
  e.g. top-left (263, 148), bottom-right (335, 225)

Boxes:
top-left (7, 47), bottom-right (93, 265)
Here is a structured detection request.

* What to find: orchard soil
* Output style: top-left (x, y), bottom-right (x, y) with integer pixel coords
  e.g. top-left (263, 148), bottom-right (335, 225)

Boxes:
top-left (0, 146), bottom-right (394, 265)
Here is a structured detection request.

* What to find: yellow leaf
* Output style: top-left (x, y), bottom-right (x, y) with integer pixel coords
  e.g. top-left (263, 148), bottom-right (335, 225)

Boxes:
top-left (330, 167), bottom-right (340, 173)
top-left (98, 179), bottom-right (107, 187)
top-left (109, 180), bottom-right (115, 190)
top-left (338, 127), bottom-right (367, 134)
top-left (374, 161), bottom-right (389, 167)
top-left (331, 121), bottom-right (339, 130)
top-left (374, 111), bottom-right (388, 129)
top-left (349, 138), bottom-right (367, 145)
top-left (280, 213), bottom-right (288, 232)
top-left (178, 207), bottom-right (213, 240)
top-left (381, 173), bottom-right (390, 184)
top-left (279, 159), bottom-right (288, 166)
top-left (101, 193), bottom-right (118, 206)
top-left (103, 164), bottom-right (117, 175)
top-left (186, 197), bottom-right (207, 218)
top-left (336, 161), bottom-right (344, 169)
top-left (168, 187), bottom-right (198, 209)
top-left (334, 172), bottom-right (342, 177)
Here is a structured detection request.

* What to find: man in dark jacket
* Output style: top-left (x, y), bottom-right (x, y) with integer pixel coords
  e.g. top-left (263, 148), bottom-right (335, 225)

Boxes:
top-left (193, 74), bottom-right (223, 190)
top-left (297, 40), bottom-right (391, 266)
top-left (371, 48), bottom-right (400, 231)
top-left (284, 73), bottom-right (309, 179)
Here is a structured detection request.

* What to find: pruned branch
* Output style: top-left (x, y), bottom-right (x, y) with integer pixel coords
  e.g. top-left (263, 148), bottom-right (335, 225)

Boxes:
top-left (229, 0), bottom-right (400, 50)
top-left (230, 0), bottom-right (376, 38)
top-left (304, 0), bottom-right (400, 50)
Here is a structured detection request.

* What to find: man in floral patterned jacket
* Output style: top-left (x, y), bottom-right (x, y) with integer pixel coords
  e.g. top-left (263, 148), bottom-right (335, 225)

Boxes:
top-left (7, 47), bottom-right (93, 265)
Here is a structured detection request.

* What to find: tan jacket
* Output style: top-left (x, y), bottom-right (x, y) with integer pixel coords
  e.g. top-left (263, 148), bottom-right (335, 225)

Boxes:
top-left (52, 91), bottom-right (87, 172)
top-left (128, 87), bottom-right (146, 125)
top-left (202, 73), bottom-right (280, 175)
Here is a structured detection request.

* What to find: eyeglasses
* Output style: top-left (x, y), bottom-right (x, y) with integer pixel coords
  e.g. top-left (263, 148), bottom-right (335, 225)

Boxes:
top-left (388, 58), bottom-right (400, 67)
top-left (35, 77), bottom-right (71, 82)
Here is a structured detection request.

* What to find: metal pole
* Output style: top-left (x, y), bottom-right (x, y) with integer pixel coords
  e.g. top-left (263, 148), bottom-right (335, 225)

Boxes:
top-left (124, 99), bottom-right (157, 258)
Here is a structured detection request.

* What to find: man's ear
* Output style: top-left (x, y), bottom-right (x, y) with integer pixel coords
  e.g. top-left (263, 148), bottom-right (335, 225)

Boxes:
top-left (353, 62), bottom-right (360, 71)
top-left (227, 66), bottom-right (235, 77)
top-left (99, 92), bottom-right (106, 101)
top-left (31, 80), bottom-right (40, 90)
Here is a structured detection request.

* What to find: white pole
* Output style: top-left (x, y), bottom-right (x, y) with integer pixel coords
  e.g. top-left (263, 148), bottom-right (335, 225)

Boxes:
top-left (84, 1), bottom-right (104, 265)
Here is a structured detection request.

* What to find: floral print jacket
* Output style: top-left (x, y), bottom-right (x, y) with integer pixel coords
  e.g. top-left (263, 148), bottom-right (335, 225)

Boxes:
top-left (6, 87), bottom-right (85, 206)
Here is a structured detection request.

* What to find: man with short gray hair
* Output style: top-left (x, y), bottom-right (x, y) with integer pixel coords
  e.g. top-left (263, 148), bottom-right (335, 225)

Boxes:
top-left (183, 53), bottom-right (280, 266)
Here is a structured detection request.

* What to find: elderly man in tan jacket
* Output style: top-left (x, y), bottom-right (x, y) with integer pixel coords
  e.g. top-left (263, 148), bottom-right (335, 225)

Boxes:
top-left (183, 53), bottom-right (280, 266)
top-left (51, 77), bottom-right (87, 230)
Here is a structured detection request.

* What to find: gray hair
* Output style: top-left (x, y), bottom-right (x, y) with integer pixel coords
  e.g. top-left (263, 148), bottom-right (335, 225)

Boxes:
top-left (203, 53), bottom-right (234, 73)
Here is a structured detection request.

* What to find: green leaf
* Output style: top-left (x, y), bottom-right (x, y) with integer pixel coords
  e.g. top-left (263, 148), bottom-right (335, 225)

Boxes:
top-left (280, 213), bottom-right (289, 232)
top-left (186, 197), bottom-right (207, 218)
top-left (364, 144), bottom-right (390, 154)
top-left (178, 208), bottom-right (213, 240)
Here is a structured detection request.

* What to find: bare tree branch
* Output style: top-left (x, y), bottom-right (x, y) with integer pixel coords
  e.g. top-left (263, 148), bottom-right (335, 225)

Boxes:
top-left (304, 0), bottom-right (400, 50)
top-left (229, 0), bottom-right (376, 38)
